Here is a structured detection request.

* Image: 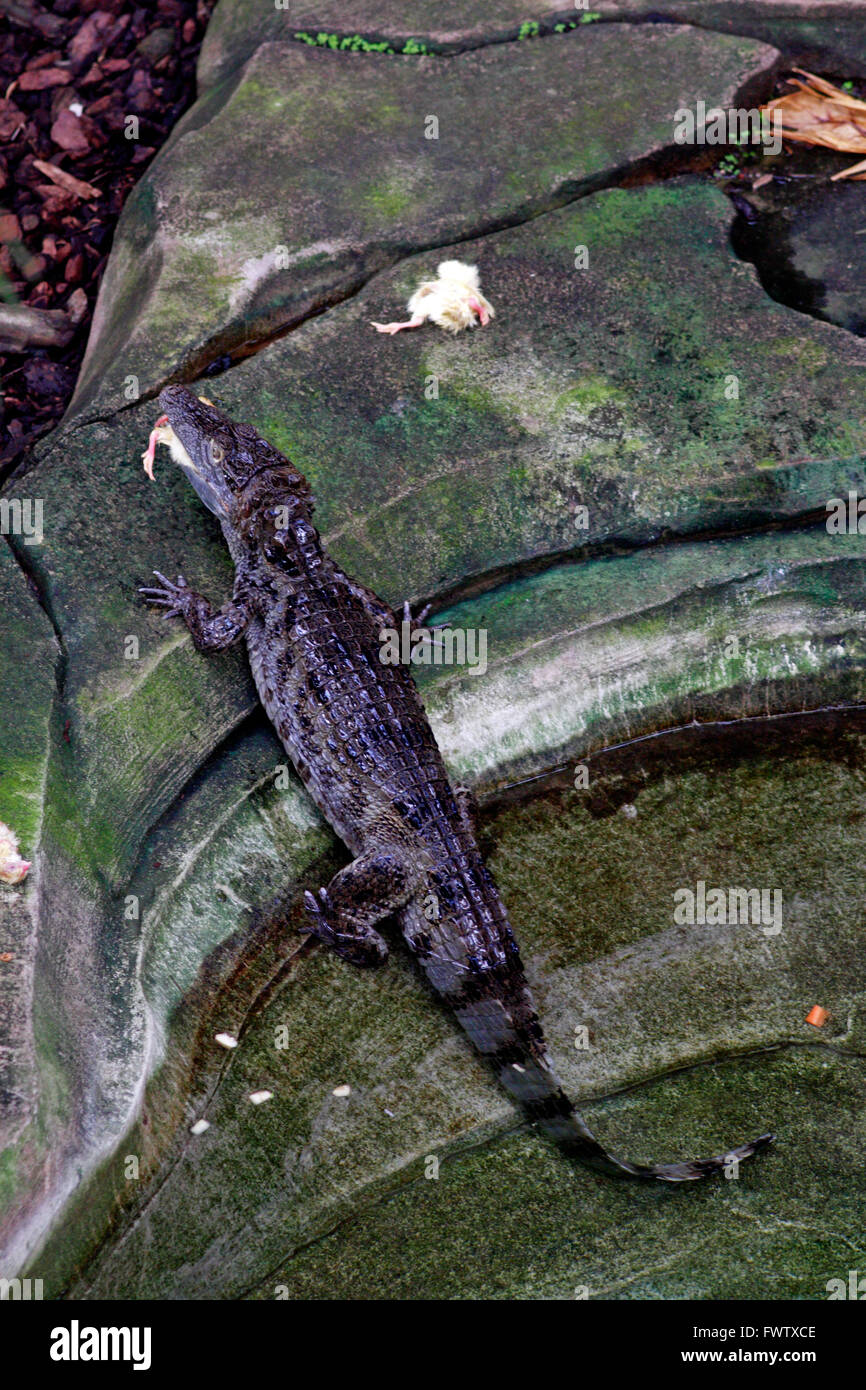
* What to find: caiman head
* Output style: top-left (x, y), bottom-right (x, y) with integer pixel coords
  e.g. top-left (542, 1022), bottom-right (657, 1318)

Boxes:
top-left (143, 384), bottom-right (312, 524)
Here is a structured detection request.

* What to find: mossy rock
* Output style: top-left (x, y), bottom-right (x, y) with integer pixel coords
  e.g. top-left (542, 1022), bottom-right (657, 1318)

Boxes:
top-left (66, 25), bottom-right (778, 424)
top-left (198, 2), bottom-right (866, 88)
top-left (4, 10), bottom-right (866, 1302)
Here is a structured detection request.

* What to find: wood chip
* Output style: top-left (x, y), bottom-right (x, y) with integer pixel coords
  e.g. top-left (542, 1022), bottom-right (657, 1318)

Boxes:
top-left (0, 0), bottom-right (67, 41)
top-left (763, 70), bottom-right (866, 180)
top-left (0, 98), bottom-right (25, 140)
top-left (50, 107), bottom-right (90, 154)
top-left (25, 49), bottom-right (62, 71)
top-left (66, 287), bottom-right (88, 324)
top-left (0, 302), bottom-right (73, 350)
top-left (32, 157), bottom-right (100, 200)
top-left (18, 67), bottom-right (73, 91)
top-left (33, 184), bottom-right (78, 213)
top-left (0, 211), bottom-right (21, 241)
top-left (67, 11), bottom-right (116, 66)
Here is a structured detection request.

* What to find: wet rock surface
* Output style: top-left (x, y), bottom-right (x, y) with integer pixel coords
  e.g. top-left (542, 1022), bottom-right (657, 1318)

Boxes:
top-left (66, 25), bottom-right (778, 423)
top-left (2, 5), bottom-right (865, 1297)
top-left (198, 2), bottom-right (866, 87)
top-left (733, 158), bottom-right (866, 336)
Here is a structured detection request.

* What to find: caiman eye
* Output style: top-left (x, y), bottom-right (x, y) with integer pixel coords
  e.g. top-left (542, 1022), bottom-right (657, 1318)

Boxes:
top-left (209, 439), bottom-right (225, 464)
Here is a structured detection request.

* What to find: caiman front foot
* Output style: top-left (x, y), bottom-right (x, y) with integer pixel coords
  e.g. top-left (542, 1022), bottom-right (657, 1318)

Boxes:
top-left (139, 570), bottom-right (196, 621)
top-left (301, 888), bottom-right (389, 968)
top-left (401, 599), bottom-right (452, 653)
top-left (140, 570), bottom-right (250, 652)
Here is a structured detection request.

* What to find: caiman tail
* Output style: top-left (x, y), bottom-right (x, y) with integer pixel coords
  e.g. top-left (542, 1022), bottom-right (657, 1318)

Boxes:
top-left (449, 982), bottom-right (774, 1184)
top-left (498, 1051), bottom-right (774, 1182)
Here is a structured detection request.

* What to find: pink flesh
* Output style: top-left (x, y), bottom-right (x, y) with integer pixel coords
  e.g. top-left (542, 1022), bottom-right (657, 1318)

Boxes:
top-left (468, 296), bottom-right (488, 325)
top-left (141, 414), bottom-right (169, 480)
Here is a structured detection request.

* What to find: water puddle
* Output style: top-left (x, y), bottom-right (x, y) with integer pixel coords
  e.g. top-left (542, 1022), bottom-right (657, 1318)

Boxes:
top-left (724, 134), bottom-right (866, 336)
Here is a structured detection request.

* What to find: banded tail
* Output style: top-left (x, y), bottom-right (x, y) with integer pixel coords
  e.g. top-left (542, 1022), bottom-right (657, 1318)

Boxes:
top-left (450, 985), bottom-right (774, 1183)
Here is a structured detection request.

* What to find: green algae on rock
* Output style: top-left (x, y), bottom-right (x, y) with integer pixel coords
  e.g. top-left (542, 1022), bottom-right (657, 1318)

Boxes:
top-left (0, 541), bottom-right (57, 1159)
top-left (179, 180), bottom-right (866, 604)
top-left (45, 725), bottom-right (866, 1298)
top-left (66, 25), bottom-right (778, 424)
top-left (197, 1), bottom-right (866, 89)
top-left (6, 1), bottom-right (866, 1299)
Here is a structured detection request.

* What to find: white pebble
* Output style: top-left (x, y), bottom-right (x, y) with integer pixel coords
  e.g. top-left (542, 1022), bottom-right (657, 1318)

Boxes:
top-left (332, 1084), bottom-right (351, 1098)
top-left (215, 1032), bottom-right (238, 1049)
top-left (249, 1090), bottom-right (273, 1105)
top-left (190, 1119), bottom-right (210, 1135)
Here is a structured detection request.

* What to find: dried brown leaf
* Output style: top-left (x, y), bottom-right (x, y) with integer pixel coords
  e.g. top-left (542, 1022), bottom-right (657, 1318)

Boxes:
top-left (764, 70), bottom-right (866, 179)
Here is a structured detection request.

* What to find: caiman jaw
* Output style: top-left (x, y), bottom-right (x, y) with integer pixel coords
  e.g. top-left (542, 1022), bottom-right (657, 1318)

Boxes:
top-left (141, 396), bottom-right (215, 479)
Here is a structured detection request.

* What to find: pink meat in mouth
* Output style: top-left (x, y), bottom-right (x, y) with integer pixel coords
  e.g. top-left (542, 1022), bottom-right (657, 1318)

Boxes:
top-left (141, 414), bottom-right (170, 480)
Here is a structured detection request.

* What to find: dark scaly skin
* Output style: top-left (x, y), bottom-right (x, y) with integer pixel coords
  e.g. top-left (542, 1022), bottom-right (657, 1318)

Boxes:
top-left (141, 385), bottom-right (774, 1182)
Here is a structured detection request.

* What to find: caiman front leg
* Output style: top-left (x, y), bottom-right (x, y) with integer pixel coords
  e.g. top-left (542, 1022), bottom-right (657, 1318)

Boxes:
top-left (400, 599), bottom-right (453, 655)
top-left (139, 571), bottom-right (252, 652)
top-left (343, 579), bottom-right (451, 656)
top-left (302, 846), bottom-right (416, 968)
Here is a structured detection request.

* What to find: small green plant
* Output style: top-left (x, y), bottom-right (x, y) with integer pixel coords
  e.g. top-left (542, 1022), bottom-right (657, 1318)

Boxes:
top-left (293, 31), bottom-right (395, 54)
top-left (715, 151), bottom-right (741, 176)
top-left (518, 21), bottom-right (540, 40)
top-left (580, 10), bottom-right (602, 21)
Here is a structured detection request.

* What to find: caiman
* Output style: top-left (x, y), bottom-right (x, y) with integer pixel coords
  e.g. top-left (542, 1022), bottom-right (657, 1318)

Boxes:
top-left (140, 384), bottom-right (773, 1182)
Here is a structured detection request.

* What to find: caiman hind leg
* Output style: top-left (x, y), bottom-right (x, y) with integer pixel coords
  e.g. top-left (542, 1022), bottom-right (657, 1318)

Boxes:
top-left (302, 846), bottom-right (416, 968)
top-left (139, 571), bottom-right (252, 652)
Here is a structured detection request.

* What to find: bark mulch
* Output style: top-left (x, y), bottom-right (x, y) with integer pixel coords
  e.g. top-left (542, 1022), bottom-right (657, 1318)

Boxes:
top-left (0, 0), bottom-right (218, 480)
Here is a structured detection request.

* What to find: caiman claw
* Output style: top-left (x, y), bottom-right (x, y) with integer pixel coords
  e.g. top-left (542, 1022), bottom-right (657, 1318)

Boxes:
top-left (301, 887), bottom-right (334, 938)
top-left (139, 571), bottom-right (191, 620)
top-left (300, 887), bottom-right (388, 967)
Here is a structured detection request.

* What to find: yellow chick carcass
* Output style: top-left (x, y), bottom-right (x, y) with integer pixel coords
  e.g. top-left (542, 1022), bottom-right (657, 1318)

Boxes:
top-left (371, 260), bottom-right (495, 335)
top-left (0, 821), bottom-right (30, 885)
